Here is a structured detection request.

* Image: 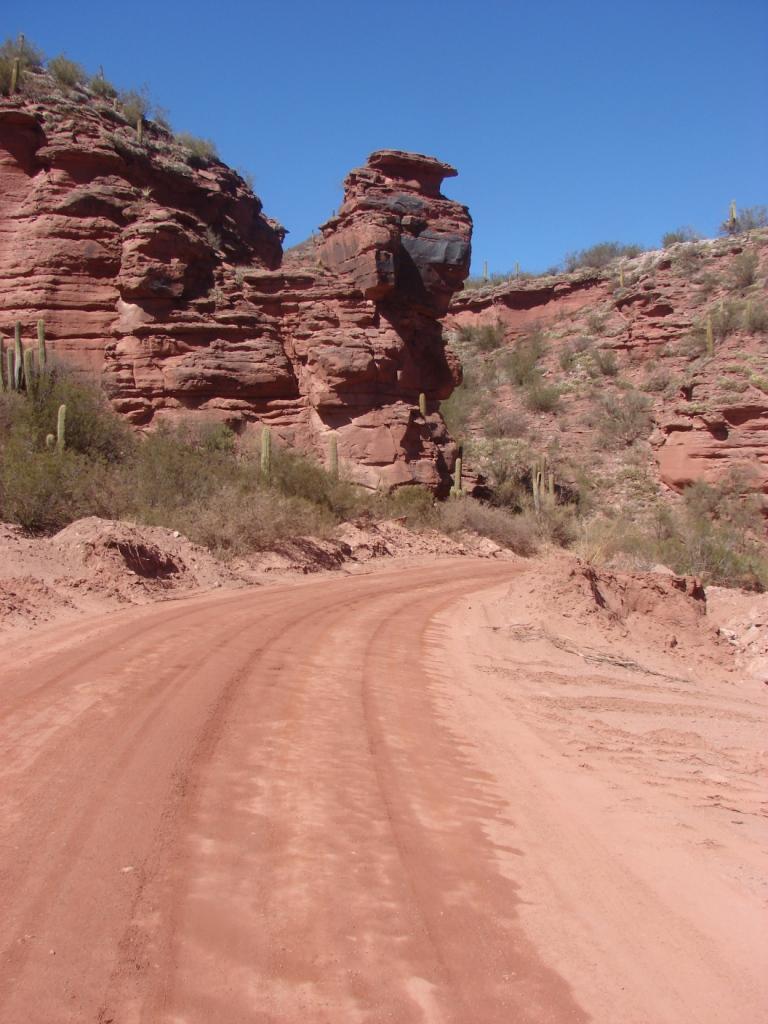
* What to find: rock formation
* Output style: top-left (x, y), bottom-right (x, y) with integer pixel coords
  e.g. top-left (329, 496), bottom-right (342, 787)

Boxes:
top-left (0, 79), bottom-right (471, 490)
top-left (447, 239), bottom-right (768, 511)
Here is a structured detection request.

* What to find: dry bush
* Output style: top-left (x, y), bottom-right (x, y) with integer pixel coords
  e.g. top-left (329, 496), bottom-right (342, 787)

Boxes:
top-left (564, 242), bottom-right (643, 272)
top-left (597, 390), bottom-right (652, 446)
top-left (437, 497), bottom-right (539, 555)
top-left (48, 55), bottom-right (87, 88)
top-left (177, 132), bottom-right (219, 167)
top-left (524, 379), bottom-right (561, 412)
top-left (662, 226), bottom-right (700, 247)
top-left (499, 328), bottom-right (545, 386)
top-left (729, 250), bottom-right (759, 289)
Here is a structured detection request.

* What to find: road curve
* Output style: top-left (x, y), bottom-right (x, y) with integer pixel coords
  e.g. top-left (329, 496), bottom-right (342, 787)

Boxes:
top-left (0, 560), bottom-right (763, 1023)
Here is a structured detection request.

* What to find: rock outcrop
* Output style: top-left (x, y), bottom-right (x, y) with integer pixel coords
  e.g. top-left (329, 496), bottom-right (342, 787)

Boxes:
top-left (0, 78), bottom-right (471, 490)
top-left (447, 237), bottom-right (768, 510)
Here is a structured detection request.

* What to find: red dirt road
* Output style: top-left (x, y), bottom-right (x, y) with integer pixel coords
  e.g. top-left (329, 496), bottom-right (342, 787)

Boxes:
top-left (0, 561), bottom-right (764, 1023)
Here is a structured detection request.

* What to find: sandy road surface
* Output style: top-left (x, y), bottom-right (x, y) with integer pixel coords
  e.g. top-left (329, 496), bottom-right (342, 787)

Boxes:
top-left (0, 561), bottom-right (764, 1023)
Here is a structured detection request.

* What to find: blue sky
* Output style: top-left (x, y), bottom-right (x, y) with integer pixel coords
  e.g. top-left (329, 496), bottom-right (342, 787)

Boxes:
top-left (7, 0), bottom-right (767, 273)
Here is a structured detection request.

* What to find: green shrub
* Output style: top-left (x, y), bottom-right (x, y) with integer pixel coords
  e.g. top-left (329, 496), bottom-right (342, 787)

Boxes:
top-left (48, 54), bottom-right (87, 88)
top-left (564, 242), bottom-right (643, 272)
top-left (485, 408), bottom-right (528, 439)
top-left (378, 485), bottom-right (436, 526)
top-left (456, 322), bottom-right (505, 353)
top-left (729, 250), bottom-right (759, 289)
top-left (558, 345), bottom-right (575, 372)
top-left (711, 301), bottom-right (741, 340)
top-left (597, 390), bottom-right (652, 446)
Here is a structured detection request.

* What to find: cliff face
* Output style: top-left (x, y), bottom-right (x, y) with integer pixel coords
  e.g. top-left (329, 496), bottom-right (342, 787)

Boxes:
top-left (447, 238), bottom-right (768, 511)
top-left (0, 84), bottom-right (471, 491)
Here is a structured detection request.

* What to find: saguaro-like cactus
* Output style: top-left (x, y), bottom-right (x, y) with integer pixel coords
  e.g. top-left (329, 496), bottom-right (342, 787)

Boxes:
top-left (136, 117), bottom-right (144, 144)
top-left (0, 336), bottom-right (5, 393)
top-left (37, 319), bottom-right (46, 369)
top-left (619, 265), bottom-right (625, 288)
top-left (6, 347), bottom-right (15, 392)
top-left (45, 433), bottom-right (55, 449)
top-left (450, 452), bottom-right (463, 497)
top-left (260, 426), bottom-right (272, 480)
top-left (22, 348), bottom-right (35, 395)
top-left (418, 392), bottom-right (427, 417)
top-left (531, 455), bottom-right (556, 515)
top-left (328, 433), bottom-right (339, 480)
top-left (10, 57), bottom-right (20, 93)
top-left (13, 322), bottom-right (23, 390)
top-left (56, 404), bottom-right (67, 453)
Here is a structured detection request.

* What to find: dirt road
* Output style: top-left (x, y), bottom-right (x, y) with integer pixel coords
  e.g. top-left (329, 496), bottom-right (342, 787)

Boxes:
top-left (0, 561), bottom-right (764, 1023)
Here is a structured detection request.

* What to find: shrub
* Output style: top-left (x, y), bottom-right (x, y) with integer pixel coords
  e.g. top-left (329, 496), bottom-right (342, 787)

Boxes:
top-left (378, 485), bottom-right (436, 526)
top-left (90, 73), bottom-right (117, 100)
top-left (662, 226), bottom-right (699, 247)
top-left (177, 132), bottom-right (219, 167)
top-left (0, 35), bottom-right (44, 70)
top-left (558, 345), bottom-right (575, 372)
top-left (524, 379), bottom-right (561, 412)
top-left (499, 329), bottom-right (545, 386)
top-left (456, 322), bottom-right (505, 352)
top-left (744, 300), bottom-right (768, 334)
top-left (711, 301), bottom-right (741, 340)
top-left (592, 348), bottom-right (619, 376)
top-left (564, 242), bottom-right (643, 272)
top-left (721, 205), bottom-right (768, 236)
top-left (597, 390), bottom-right (652, 446)
top-left (729, 250), bottom-right (759, 289)
top-left (437, 497), bottom-right (538, 555)
top-left (48, 54), bottom-right (87, 89)
top-left (485, 408), bottom-right (528, 439)
top-left (118, 88), bottom-right (150, 123)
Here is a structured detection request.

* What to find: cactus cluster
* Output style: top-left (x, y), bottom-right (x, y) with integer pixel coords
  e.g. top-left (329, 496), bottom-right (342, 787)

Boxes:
top-left (0, 319), bottom-right (66, 450)
top-left (531, 455), bottom-right (556, 515)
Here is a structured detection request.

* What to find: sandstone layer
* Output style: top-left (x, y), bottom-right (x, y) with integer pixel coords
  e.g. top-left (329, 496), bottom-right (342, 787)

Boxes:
top-left (0, 77), bottom-right (471, 490)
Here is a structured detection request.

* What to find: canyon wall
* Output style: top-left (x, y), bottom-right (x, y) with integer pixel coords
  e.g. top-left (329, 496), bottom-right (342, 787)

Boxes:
top-left (0, 82), bottom-right (471, 490)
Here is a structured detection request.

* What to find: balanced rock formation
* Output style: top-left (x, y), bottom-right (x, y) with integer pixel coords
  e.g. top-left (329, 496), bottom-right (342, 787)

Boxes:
top-left (0, 78), bottom-right (471, 490)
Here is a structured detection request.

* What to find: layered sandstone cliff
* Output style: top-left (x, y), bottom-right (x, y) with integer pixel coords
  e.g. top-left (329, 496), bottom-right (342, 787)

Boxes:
top-left (0, 79), bottom-right (471, 490)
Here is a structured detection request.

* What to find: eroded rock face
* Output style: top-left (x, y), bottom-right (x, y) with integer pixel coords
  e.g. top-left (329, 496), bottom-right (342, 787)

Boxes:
top-left (0, 85), bottom-right (471, 491)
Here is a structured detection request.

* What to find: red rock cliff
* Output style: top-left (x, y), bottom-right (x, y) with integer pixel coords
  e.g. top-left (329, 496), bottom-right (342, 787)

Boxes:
top-left (0, 83), bottom-right (471, 491)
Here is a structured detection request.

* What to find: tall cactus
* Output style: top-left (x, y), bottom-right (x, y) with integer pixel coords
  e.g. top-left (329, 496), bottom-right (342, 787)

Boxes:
top-left (10, 57), bottom-right (20, 94)
top-left (531, 455), bottom-right (556, 515)
top-left (0, 336), bottom-right (5, 393)
top-left (705, 313), bottom-right (714, 356)
top-left (260, 425), bottom-right (272, 481)
top-left (418, 392), bottom-right (427, 417)
top-left (450, 451), bottom-right (463, 497)
top-left (328, 433), bottom-right (339, 480)
top-left (22, 348), bottom-right (35, 395)
top-left (6, 348), bottom-right (15, 392)
top-left (56, 404), bottom-right (67, 453)
top-left (13, 323), bottom-right (23, 391)
top-left (37, 319), bottom-right (46, 370)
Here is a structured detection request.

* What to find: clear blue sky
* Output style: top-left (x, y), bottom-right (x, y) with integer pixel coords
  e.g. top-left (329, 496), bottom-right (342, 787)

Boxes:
top-left (8, 0), bottom-right (767, 273)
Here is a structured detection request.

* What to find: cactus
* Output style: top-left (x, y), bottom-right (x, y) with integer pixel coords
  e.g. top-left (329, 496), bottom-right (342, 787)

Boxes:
top-left (515, 261), bottom-right (520, 278)
top-left (328, 433), bottom-right (339, 480)
top-left (729, 200), bottom-right (737, 229)
top-left (418, 392), bottom-right (427, 417)
top-left (531, 455), bottom-right (556, 514)
top-left (56, 404), bottom-right (67, 453)
top-left (450, 452), bottom-right (463, 497)
top-left (705, 313), bottom-right (714, 356)
top-left (136, 117), bottom-right (144, 144)
top-left (45, 433), bottom-right (55, 449)
top-left (483, 260), bottom-right (488, 281)
top-left (10, 57), bottom-right (20, 94)
top-left (13, 323), bottom-right (23, 390)
top-left (22, 347), bottom-right (35, 395)
top-left (619, 265), bottom-right (625, 288)
top-left (37, 319), bottom-right (46, 369)
top-left (260, 425), bottom-right (272, 480)
top-left (6, 348), bottom-right (15, 392)
top-left (0, 336), bottom-right (4, 392)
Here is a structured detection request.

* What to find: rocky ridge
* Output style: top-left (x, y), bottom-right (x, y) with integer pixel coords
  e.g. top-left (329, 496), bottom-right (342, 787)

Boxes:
top-left (0, 77), bottom-right (471, 491)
